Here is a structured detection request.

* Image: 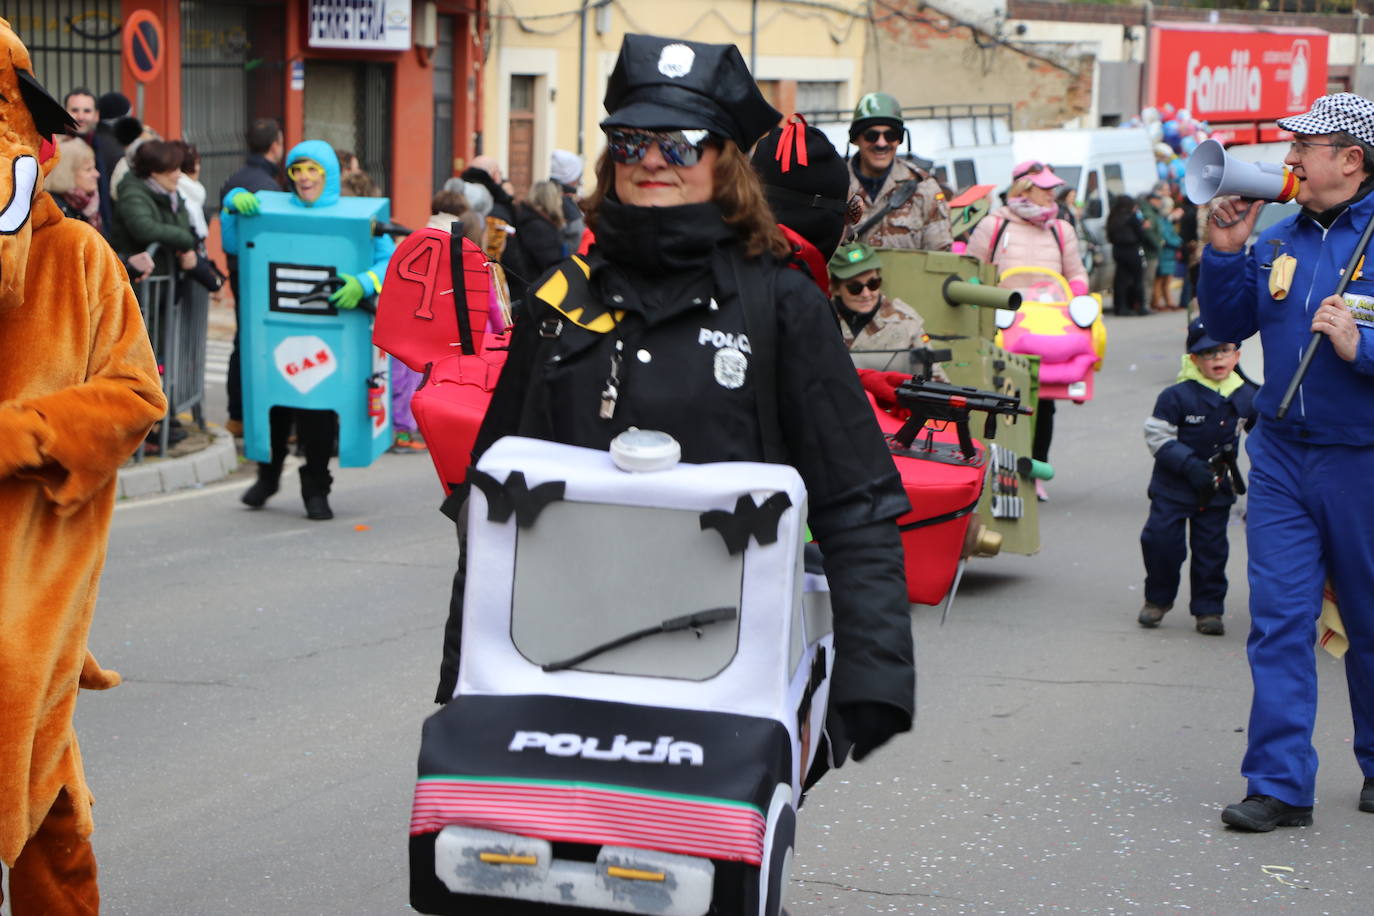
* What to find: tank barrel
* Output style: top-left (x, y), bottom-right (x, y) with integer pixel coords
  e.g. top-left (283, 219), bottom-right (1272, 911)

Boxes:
top-left (942, 276), bottom-right (1021, 311)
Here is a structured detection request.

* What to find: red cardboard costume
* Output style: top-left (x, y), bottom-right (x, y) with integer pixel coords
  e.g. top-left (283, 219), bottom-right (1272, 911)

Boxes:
top-left (0, 18), bottom-right (165, 911)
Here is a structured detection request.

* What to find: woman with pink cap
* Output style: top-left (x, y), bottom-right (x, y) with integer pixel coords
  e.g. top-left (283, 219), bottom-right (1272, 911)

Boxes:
top-left (966, 160), bottom-right (1091, 500)
top-left (965, 160), bottom-right (1090, 297)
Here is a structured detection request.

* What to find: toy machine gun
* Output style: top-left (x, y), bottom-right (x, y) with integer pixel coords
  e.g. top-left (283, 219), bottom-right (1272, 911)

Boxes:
top-left (1199, 442), bottom-right (1246, 508)
top-left (888, 376), bottom-right (1032, 465)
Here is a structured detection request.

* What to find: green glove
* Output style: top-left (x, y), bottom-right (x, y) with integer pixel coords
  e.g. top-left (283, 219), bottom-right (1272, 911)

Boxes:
top-left (329, 274), bottom-right (365, 310)
top-left (229, 190), bottom-right (260, 216)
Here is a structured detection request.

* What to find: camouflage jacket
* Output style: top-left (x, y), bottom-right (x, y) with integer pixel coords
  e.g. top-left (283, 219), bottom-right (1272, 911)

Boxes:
top-left (837, 295), bottom-right (950, 379)
top-left (845, 158), bottom-right (953, 252)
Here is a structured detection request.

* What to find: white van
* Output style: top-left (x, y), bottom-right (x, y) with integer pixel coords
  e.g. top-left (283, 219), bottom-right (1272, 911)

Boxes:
top-left (1011, 127), bottom-right (1158, 287)
top-left (801, 104), bottom-right (1015, 192)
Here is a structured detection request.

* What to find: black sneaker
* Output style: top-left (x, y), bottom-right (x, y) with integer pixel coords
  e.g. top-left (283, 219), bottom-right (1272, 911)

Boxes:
top-left (1221, 794), bottom-right (1313, 831)
top-left (1138, 601), bottom-right (1171, 628)
top-left (1361, 778), bottom-right (1374, 814)
top-left (1195, 615), bottom-right (1225, 636)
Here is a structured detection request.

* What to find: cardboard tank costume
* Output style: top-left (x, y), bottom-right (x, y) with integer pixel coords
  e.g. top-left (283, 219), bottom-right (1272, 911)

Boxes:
top-left (0, 15), bottom-right (165, 898)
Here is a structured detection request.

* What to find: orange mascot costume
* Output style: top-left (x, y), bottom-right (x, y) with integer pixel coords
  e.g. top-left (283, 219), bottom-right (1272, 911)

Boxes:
top-left (0, 19), bottom-right (165, 914)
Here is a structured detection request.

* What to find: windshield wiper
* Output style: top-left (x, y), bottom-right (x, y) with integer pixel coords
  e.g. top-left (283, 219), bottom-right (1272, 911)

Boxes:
top-left (541, 607), bottom-right (737, 673)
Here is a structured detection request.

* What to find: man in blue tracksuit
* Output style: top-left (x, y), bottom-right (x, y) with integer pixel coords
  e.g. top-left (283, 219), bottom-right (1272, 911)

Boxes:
top-left (1138, 319), bottom-right (1257, 636)
top-left (1201, 93), bottom-right (1374, 831)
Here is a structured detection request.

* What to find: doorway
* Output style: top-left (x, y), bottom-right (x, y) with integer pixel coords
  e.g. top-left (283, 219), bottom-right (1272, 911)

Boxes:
top-left (508, 74), bottom-right (535, 200)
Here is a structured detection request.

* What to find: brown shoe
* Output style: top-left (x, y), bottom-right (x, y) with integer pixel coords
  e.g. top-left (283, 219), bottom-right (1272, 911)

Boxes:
top-left (1138, 601), bottom-right (1171, 628)
top-left (1195, 615), bottom-right (1225, 636)
top-left (225, 419), bottom-right (244, 437)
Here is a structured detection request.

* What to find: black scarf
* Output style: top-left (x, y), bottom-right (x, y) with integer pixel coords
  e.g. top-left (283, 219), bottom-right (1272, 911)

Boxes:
top-left (832, 296), bottom-right (879, 335)
top-left (852, 157), bottom-right (889, 203)
top-left (594, 197), bottom-right (735, 275)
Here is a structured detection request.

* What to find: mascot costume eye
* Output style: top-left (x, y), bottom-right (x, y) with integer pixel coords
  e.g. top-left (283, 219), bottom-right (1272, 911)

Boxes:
top-left (0, 18), bottom-right (166, 910)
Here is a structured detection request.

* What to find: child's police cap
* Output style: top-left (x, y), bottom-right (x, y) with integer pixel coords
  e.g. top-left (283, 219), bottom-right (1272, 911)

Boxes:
top-left (1186, 317), bottom-right (1227, 353)
top-left (601, 34), bottom-right (782, 151)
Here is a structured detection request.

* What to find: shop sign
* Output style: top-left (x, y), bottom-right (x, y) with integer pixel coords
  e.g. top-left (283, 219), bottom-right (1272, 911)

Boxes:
top-left (1149, 24), bottom-right (1328, 123)
top-left (308, 0), bottom-right (411, 52)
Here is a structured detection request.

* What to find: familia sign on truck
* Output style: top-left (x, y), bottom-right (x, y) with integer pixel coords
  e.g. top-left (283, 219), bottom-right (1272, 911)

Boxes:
top-left (1149, 23), bottom-right (1328, 141)
top-left (308, 0), bottom-right (410, 51)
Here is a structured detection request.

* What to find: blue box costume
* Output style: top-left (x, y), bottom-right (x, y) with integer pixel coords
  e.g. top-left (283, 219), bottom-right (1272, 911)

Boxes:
top-left (1200, 188), bottom-right (1374, 808)
top-left (222, 140), bottom-right (394, 468)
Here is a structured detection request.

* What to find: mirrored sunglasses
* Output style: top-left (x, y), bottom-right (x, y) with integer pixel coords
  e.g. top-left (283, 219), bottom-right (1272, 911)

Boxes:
top-left (288, 162), bottom-right (325, 179)
top-left (606, 129), bottom-right (714, 167)
top-left (845, 276), bottom-right (882, 295)
top-left (862, 128), bottom-right (902, 145)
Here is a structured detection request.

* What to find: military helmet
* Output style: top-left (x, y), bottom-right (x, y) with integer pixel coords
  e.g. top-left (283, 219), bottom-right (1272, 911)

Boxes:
top-left (849, 92), bottom-right (903, 139)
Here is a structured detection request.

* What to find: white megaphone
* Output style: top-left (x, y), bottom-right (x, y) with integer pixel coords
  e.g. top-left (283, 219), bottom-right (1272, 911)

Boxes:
top-left (1184, 139), bottom-right (1300, 205)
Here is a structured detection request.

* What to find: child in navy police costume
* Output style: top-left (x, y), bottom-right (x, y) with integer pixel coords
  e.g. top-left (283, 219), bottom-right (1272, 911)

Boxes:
top-left (1138, 318), bottom-right (1256, 635)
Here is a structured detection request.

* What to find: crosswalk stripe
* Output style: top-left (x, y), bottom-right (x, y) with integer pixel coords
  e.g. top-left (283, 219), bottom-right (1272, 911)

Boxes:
top-left (205, 339), bottom-right (231, 384)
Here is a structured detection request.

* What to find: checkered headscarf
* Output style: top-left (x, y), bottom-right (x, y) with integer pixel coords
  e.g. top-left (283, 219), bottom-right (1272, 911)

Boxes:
top-left (1277, 93), bottom-right (1374, 146)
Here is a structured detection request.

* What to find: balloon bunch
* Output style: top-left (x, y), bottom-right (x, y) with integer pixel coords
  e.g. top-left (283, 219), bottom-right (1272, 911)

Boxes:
top-left (1122, 104), bottom-right (1213, 183)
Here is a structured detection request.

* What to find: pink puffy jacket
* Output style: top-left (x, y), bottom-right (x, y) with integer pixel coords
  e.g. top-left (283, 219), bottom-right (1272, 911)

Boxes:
top-left (965, 206), bottom-right (1090, 297)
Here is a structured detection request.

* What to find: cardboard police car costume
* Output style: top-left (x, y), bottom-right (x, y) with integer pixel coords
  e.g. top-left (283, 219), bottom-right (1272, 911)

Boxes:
top-left (223, 140), bottom-right (394, 467)
top-left (409, 435), bottom-right (832, 915)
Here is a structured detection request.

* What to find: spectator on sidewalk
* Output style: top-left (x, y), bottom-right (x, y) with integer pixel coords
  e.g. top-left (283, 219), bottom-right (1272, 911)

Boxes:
top-left (218, 118), bottom-right (285, 437)
top-left (170, 140), bottom-right (209, 241)
top-left (427, 188), bottom-right (484, 246)
top-left (108, 140), bottom-right (198, 278)
top-left (549, 148), bottom-right (586, 254)
top-left (49, 136), bottom-right (154, 282)
top-left (458, 156), bottom-right (515, 260)
top-left (501, 179), bottom-right (565, 313)
top-left (93, 92), bottom-right (140, 231)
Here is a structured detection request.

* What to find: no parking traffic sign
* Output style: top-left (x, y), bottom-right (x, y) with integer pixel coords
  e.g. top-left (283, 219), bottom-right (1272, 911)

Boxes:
top-left (123, 10), bottom-right (164, 83)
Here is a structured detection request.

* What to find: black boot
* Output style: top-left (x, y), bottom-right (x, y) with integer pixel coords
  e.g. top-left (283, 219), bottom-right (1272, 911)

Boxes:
top-left (300, 467), bottom-right (334, 520)
top-left (241, 463), bottom-right (281, 508)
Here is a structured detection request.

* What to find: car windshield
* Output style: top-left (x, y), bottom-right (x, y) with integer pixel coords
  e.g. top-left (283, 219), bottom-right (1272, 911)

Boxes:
top-left (510, 500), bottom-right (743, 679)
top-left (1050, 165), bottom-right (1081, 191)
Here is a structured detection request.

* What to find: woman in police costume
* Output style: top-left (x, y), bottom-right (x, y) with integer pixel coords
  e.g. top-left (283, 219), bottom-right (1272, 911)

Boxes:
top-left (438, 34), bottom-right (915, 772)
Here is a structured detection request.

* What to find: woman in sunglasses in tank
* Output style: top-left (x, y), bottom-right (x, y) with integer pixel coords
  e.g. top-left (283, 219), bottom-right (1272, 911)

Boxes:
top-left (827, 240), bottom-right (949, 379)
top-left (439, 35), bottom-right (916, 773)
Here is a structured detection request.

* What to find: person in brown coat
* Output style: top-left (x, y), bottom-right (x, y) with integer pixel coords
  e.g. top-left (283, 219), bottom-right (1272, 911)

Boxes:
top-left (0, 19), bottom-right (165, 913)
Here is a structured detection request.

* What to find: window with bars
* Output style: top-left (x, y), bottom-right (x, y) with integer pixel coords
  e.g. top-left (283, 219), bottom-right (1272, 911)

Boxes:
top-left (795, 80), bottom-right (843, 113)
top-left (10, 0), bottom-right (121, 101)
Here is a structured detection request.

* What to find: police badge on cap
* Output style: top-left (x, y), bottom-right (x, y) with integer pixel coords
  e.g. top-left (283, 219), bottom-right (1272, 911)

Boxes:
top-left (601, 34), bottom-right (782, 150)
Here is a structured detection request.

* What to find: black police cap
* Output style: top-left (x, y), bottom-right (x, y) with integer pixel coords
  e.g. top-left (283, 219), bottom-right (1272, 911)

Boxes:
top-left (601, 34), bottom-right (781, 150)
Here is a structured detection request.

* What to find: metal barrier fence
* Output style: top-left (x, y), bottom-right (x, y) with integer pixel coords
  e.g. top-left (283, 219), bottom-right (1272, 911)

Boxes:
top-left (131, 245), bottom-right (208, 461)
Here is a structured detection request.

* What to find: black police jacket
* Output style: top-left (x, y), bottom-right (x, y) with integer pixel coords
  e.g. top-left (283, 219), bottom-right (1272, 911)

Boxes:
top-left (459, 199), bottom-right (915, 738)
top-left (1145, 377), bottom-right (1257, 507)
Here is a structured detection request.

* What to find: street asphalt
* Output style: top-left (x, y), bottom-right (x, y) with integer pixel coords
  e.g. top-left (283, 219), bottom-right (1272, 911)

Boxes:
top-left (76, 308), bottom-right (1372, 915)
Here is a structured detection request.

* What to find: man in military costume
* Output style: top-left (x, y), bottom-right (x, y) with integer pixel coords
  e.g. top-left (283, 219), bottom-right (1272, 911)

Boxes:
top-left (843, 91), bottom-right (953, 252)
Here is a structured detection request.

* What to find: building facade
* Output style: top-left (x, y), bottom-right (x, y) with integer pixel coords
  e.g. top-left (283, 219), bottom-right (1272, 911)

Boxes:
top-left (11, 0), bottom-right (485, 230)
